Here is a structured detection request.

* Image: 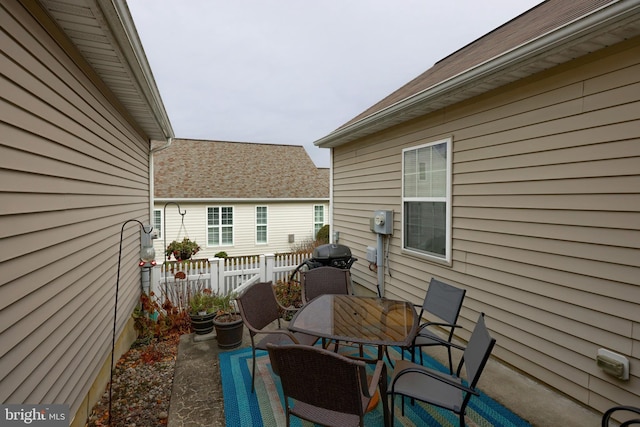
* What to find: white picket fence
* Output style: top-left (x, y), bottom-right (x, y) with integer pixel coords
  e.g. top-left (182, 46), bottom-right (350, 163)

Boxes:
top-left (150, 252), bottom-right (311, 299)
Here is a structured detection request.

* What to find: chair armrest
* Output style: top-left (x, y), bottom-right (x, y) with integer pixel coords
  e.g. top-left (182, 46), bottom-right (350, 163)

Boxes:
top-left (246, 324), bottom-right (302, 343)
top-left (417, 321), bottom-right (461, 333)
top-left (392, 365), bottom-right (478, 396)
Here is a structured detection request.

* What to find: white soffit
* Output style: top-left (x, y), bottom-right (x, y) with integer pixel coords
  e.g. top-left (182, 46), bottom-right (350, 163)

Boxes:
top-left (38, 0), bottom-right (173, 141)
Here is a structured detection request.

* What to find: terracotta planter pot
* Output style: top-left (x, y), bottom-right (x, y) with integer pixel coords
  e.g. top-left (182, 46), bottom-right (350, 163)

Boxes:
top-left (213, 313), bottom-right (244, 348)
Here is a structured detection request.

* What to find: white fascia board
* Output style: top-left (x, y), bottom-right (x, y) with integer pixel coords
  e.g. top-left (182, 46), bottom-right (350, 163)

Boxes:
top-left (103, 0), bottom-right (174, 139)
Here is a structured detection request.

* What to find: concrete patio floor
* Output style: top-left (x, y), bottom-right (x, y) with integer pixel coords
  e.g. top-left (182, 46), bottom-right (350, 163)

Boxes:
top-left (167, 321), bottom-right (601, 427)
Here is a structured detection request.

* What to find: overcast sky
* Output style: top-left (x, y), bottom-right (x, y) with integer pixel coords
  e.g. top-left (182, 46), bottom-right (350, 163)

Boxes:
top-left (128, 1), bottom-right (542, 168)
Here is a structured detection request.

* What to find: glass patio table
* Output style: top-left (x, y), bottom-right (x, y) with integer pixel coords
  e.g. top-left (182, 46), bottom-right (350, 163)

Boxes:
top-left (288, 294), bottom-right (418, 360)
top-left (288, 294), bottom-right (417, 427)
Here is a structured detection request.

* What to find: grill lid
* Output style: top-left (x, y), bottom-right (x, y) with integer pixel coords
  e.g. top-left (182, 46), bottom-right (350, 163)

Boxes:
top-left (312, 244), bottom-right (352, 260)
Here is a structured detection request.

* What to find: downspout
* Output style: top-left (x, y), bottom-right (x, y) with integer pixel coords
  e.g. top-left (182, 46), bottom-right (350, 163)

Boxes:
top-left (140, 138), bottom-right (173, 295)
top-left (149, 138), bottom-right (173, 220)
top-left (328, 149), bottom-right (334, 243)
top-left (143, 138), bottom-right (172, 295)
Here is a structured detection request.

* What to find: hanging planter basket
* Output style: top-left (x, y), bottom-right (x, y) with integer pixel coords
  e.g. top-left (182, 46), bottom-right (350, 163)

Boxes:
top-left (166, 238), bottom-right (200, 261)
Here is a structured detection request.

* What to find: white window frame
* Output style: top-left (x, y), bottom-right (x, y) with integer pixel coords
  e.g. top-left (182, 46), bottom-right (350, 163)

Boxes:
top-left (313, 205), bottom-right (325, 237)
top-left (153, 209), bottom-right (162, 239)
top-left (207, 206), bottom-right (234, 246)
top-left (256, 205), bottom-right (268, 244)
top-left (401, 138), bottom-right (452, 263)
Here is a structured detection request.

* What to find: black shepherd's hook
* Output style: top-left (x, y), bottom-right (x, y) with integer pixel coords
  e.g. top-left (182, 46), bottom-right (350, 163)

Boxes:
top-left (109, 219), bottom-right (153, 426)
top-left (163, 202), bottom-right (186, 293)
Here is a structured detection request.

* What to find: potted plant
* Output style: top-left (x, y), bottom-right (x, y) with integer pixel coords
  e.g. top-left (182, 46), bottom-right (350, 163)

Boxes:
top-left (212, 291), bottom-right (244, 348)
top-left (188, 288), bottom-right (217, 335)
top-left (166, 237), bottom-right (201, 261)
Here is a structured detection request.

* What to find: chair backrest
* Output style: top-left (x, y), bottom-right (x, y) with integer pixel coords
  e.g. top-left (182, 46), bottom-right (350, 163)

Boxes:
top-left (267, 343), bottom-right (369, 416)
top-left (421, 278), bottom-right (466, 327)
top-left (602, 405), bottom-right (640, 426)
top-left (301, 266), bottom-right (351, 303)
top-left (236, 281), bottom-right (280, 331)
top-left (461, 313), bottom-right (496, 391)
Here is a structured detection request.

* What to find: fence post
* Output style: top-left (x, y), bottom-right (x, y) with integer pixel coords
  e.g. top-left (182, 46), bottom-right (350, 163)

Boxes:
top-left (262, 254), bottom-right (275, 282)
top-left (259, 255), bottom-right (266, 281)
top-left (209, 257), bottom-right (220, 293)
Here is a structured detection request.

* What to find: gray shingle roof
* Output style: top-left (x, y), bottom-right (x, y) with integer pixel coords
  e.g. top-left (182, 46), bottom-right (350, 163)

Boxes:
top-left (154, 139), bottom-right (329, 199)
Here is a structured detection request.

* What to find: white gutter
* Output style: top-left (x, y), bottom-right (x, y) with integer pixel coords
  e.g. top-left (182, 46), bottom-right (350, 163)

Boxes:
top-left (315, 0), bottom-right (640, 148)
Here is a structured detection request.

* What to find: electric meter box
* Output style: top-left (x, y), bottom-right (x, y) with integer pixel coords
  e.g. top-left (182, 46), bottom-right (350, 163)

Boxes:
top-left (372, 210), bottom-right (393, 235)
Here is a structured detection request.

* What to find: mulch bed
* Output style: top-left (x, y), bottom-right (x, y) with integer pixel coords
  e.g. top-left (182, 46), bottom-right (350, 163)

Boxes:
top-left (86, 334), bottom-right (180, 427)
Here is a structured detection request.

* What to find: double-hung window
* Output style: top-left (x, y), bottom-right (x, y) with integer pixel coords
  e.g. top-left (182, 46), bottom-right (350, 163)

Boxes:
top-left (207, 206), bottom-right (233, 246)
top-left (313, 205), bottom-right (325, 236)
top-left (153, 209), bottom-right (162, 239)
top-left (256, 206), bottom-right (267, 244)
top-left (402, 138), bottom-right (452, 262)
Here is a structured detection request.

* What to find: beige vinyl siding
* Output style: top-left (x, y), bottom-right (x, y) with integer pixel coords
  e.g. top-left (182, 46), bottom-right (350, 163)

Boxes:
top-left (1, 1), bottom-right (151, 419)
top-left (331, 37), bottom-right (640, 412)
top-left (154, 201), bottom-right (329, 258)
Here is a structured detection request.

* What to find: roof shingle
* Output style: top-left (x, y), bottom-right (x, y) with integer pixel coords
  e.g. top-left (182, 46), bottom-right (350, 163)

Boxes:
top-left (154, 139), bottom-right (329, 199)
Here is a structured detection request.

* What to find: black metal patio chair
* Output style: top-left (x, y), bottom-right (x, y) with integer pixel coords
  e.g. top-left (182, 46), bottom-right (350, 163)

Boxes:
top-left (402, 278), bottom-right (466, 374)
top-left (389, 312), bottom-right (496, 427)
top-left (602, 405), bottom-right (640, 426)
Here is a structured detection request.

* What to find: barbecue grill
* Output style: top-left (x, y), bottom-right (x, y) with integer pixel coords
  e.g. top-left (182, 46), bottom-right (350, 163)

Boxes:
top-left (289, 243), bottom-right (357, 281)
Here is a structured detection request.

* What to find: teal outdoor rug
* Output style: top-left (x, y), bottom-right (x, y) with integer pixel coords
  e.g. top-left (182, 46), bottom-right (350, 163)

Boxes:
top-left (220, 345), bottom-right (531, 426)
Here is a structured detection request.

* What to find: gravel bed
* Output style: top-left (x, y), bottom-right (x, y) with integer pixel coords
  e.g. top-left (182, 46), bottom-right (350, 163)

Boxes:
top-left (87, 335), bottom-right (179, 427)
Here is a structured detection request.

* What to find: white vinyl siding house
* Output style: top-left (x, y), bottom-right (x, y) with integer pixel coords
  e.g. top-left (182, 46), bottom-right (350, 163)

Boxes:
top-left (315, 0), bottom-right (640, 419)
top-left (1, 2), bottom-right (173, 426)
top-left (154, 139), bottom-right (330, 258)
top-left (157, 201), bottom-right (329, 258)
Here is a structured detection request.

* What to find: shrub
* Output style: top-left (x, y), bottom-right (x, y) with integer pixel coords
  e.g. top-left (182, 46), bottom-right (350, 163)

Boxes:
top-left (316, 224), bottom-right (330, 244)
top-left (290, 237), bottom-right (322, 254)
top-left (214, 251), bottom-right (228, 258)
top-left (273, 280), bottom-right (303, 320)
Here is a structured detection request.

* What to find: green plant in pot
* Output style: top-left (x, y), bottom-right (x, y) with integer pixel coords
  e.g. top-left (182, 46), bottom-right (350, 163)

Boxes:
top-left (212, 291), bottom-right (244, 349)
top-left (166, 237), bottom-right (200, 261)
top-left (189, 288), bottom-right (217, 335)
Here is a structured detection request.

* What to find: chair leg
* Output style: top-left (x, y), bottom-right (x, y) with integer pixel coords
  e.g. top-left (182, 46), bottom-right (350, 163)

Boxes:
top-left (251, 346), bottom-right (257, 393)
top-left (448, 347), bottom-right (454, 374)
top-left (459, 411), bottom-right (465, 427)
top-left (390, 394), bottom-right (396, 425)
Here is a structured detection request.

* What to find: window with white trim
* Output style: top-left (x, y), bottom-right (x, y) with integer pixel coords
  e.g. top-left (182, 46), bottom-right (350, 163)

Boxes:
top-left (313, 205), bottom-right (325, 236)
top-left (153, 209), bottom-right (162, 239)
top-left (207, 206), bottom-right (233, 246)
top-left (256, 206), bottom-right (267, 244)
top-left (402, 138), bottom-right (452, 262)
